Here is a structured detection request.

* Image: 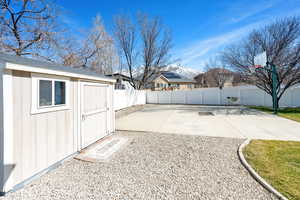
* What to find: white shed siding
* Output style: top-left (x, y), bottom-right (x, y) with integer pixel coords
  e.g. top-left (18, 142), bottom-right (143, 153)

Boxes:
top-left (11, 71), bottom-right (77, 188)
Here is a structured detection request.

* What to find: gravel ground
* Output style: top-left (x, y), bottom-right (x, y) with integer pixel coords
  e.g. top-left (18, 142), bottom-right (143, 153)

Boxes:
top-left (1, 131), bottom-right (277, 200)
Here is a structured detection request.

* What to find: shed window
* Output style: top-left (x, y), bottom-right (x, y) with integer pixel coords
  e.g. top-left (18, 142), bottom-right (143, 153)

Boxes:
top-left (55, 81), bottom-right (66, 105)
top-left (38, 80), bottom-right (66, 107)
top-left (39, 80), bottom-right (52, 106)
top-left (32, 73), bottom-right (70, 114)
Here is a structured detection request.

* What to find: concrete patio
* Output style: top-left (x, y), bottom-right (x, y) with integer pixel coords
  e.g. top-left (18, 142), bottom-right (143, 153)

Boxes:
top-left (117, 104), bottom-right (300, 141)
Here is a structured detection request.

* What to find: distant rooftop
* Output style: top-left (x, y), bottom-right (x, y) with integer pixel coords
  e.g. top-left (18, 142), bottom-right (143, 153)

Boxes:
top-left (160, 71), bottom-right (195, 83)
top-left (161, 71), bottom-right (182, 79)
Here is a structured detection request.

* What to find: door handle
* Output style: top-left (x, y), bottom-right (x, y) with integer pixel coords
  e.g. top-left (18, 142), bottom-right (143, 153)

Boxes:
top-left (82, 114), bottom-right (86, 121)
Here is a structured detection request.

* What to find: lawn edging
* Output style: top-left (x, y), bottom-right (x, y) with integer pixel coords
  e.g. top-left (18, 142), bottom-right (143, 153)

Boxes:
top-left (238, 139), bottom-right (289, 200)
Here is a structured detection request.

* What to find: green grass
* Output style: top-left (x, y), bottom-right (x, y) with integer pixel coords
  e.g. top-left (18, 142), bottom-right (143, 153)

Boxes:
top-left (249, 106), bottom-right (300, 123)
top-left (243, 140), bottom-right (300, 200)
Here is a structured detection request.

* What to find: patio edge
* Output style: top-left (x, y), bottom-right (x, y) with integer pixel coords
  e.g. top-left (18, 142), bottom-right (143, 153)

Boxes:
top-left (238, 139), bottom-right (289, 200)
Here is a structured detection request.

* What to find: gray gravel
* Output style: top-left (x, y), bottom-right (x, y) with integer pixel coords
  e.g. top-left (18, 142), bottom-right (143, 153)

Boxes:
top-left (1, 131), bottom-right (277, 200)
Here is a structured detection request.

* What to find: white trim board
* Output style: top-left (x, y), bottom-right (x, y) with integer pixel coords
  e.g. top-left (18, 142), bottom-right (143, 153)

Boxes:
top-left (2, 69), bottom-right (14, 192)
top-left (31, 73), bottom-right (71, 114)
top-left (5, 63), bottom-right (116, 83)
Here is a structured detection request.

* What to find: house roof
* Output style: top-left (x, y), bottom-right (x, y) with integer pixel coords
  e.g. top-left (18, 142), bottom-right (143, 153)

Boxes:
top-left (165, 78), bottom-right (196, 83)
top-left (106, 73), bottom-right (136, 81)
top-left (135, 71), bottom-right (195, 84)
top-left (0, 53), bottom-right (116, 83)
top-left (194, 73), bottom-right (204, 80)
top-left (159, 71), bottom-right (195, 83)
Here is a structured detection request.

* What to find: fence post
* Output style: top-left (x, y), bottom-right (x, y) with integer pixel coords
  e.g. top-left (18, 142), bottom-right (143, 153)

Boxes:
top-left (238, 87), bottom-right (241, 105)
top-left (291, 88), bottom-right (294, 107)
top-left (219, 89), bottom-right (221, 105)
top-left (184, 91), bottom-right (187, 104)
top-left (263, 91), bottom-right (266, 107)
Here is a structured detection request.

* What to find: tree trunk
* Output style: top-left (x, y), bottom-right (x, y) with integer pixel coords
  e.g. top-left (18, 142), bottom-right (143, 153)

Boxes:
top-left (271, 95), bottom-right (280, 113)
top-left (275, 97), bottom-right (279, 111)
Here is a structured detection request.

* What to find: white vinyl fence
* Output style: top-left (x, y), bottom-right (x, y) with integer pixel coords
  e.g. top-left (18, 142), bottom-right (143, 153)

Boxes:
top-left (114, 89), bottom-right (146, 111)
top-left (146, 85), bottom-right (300, 107)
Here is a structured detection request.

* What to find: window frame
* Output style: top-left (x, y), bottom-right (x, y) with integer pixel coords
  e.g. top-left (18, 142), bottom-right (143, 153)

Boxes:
top-left (31, 73), bottom-right (70, 114)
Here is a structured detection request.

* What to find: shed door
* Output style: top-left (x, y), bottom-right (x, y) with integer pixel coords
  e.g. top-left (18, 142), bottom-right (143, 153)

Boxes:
top-left (81, 82), bottom-right (109, 148)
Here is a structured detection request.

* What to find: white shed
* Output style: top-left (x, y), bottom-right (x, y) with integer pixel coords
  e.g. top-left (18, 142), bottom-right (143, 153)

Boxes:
top-left (0, 53), bottom-right (116, 194)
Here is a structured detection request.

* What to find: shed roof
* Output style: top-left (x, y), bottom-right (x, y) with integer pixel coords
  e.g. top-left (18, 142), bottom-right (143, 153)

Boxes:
top-left (0, 53), bottom-right (115, 83)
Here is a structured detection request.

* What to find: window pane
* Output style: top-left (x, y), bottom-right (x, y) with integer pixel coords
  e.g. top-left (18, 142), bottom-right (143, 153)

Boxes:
top-left (39, 80), bottom-right (52, 107)
top-left (55, 81), bottom-right (66, 105)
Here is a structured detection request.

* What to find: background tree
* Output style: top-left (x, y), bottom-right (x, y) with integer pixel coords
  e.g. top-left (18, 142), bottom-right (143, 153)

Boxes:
top-left (204, 58), bottom-right (233, 89)
top-left (113, 13), bottom-right (172, 89)
top-left (61, 14), bottom-right (118, 74)
top-left (114, 14), bottom-right (137, 88)
top-left (138, 14), bottom-right (172, 89)
top-left (222, 17), bottom-right (300, 108)
top-left (0, 0), bottom-right (61, 61)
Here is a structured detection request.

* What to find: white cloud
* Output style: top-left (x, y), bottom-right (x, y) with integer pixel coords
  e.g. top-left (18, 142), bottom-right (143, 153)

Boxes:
top-left (176, 20), bottom-right (265, 69)
top-left (227, 0), bottom-right (280, 24)
top-left (176, 4), bottom-right (300, 70)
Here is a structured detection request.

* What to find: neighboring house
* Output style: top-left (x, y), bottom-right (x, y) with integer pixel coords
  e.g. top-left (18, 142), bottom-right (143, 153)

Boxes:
top-left (148, 71), bottom-right (196, 91)
top-left (194, 68), bottom-right (245, 88)
top-left (0, 53), bottom-right (116, 194)
top-left (106, 73), bottom-right (136, 90)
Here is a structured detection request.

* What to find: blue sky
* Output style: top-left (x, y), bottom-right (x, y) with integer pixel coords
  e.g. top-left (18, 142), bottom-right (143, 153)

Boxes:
top-left (57, 0), bottom-right (300, 71)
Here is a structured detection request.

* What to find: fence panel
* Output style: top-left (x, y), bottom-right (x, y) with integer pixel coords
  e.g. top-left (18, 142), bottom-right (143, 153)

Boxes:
top-left (171, 91), bottom-right (186, 104)
top-left (186, 90), bottom-right (203, 104)
top-left (114, 89), bottom-right (146, 111)
top-left (279, 90), bottom-right (292, 107)
top-left (158, 91), bottom-right (172, 104)
top-left (292, 87), bottom-right (300, 107)
top-left (202, 88), bottom-right (220, 105)
top-left (146, 91), bottom-right (158, 104)
top-left (240, 88), bottom-right (265, 106)
top-left (220, 88), bottom-right (240, 105)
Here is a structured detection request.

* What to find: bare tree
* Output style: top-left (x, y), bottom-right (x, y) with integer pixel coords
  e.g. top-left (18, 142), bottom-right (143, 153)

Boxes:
top-left (0, 0), bottom-right (62, 61)
top-left (204, 58), bottom-right (233, 89)
top-left (114, 14), bottom-right (137, 88)
top-left (222, 17), bottom-right (300, 108)
top-left (61, 14), bottom-right (118, 74)
top-left (138, 14), bottom-right (172, 89)
top-left (113, 13), bottom-right (172, 89)
top-left (88, 15), bottom-right (118, 74)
